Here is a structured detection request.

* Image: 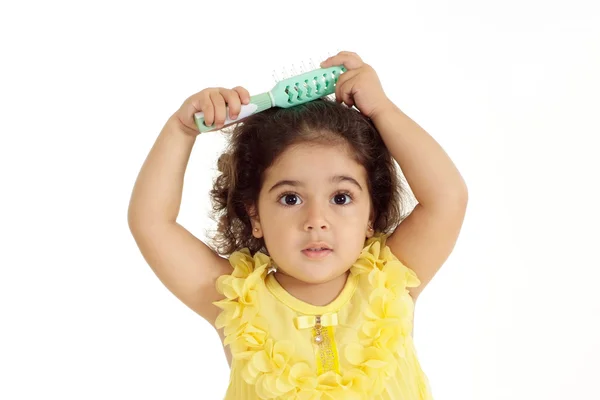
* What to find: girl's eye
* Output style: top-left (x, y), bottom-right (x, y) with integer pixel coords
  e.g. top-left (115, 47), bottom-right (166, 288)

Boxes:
top-left (331, 193), bottom-right (352, 205)
top-left (279, 193), bottom-right (302, 206)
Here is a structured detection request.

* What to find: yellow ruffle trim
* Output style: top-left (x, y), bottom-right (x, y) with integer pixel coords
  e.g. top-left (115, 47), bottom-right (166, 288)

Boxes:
top-left (214, 233), bottom-right (422, 399)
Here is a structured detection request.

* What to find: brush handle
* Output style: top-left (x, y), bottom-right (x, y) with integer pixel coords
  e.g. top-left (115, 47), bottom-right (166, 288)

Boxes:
top-left (194, 92), bottom-right (273, 133)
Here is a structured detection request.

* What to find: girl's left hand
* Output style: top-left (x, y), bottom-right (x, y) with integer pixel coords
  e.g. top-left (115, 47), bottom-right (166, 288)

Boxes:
top-left (320, 51), bottom-right (393, 119)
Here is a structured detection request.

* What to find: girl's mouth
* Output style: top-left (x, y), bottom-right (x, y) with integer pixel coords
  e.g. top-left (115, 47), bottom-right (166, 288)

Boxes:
top-left (301, 248), bottom-right (333, 259)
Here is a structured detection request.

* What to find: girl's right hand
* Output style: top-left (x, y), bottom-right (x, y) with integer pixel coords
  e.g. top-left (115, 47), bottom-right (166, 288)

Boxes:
top-left (172, 86), bottom-right (251, 136)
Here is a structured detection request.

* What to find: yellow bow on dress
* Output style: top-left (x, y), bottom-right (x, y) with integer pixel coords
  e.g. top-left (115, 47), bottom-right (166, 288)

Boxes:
top-left (294, 312), bottom-right (338, 330)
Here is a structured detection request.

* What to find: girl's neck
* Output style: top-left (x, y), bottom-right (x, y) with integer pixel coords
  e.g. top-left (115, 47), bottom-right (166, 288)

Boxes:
top-left (273, 269), bottom-right (350, 307)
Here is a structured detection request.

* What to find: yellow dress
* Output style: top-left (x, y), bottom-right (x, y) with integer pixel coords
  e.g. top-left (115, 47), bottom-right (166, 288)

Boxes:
top-left (214, 233), bottom-right (433, 399)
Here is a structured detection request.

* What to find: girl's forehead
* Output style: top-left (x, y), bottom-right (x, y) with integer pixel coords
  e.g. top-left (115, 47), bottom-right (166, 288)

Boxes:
top-left (265, 143), bottom-right (367, 182)
top-left (273, 142), bottom-right (358, 167)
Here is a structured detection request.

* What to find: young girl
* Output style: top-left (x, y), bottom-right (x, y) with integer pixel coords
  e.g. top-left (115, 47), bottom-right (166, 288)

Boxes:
top-left (128, 51), bottom-right (468, 399)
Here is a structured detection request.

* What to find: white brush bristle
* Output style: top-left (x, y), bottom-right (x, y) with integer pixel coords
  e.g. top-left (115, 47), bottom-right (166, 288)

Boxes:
top-left (272, 51), bottom-right (339, 84)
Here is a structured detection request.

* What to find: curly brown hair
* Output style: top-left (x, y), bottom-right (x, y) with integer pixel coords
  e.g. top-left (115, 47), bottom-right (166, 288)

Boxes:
top-left (208, 98), bottom-right (414, 256)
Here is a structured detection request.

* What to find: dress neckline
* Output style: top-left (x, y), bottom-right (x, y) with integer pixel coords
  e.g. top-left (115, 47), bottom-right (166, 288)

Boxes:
top-left (265, 270), bottom-right (359, 315)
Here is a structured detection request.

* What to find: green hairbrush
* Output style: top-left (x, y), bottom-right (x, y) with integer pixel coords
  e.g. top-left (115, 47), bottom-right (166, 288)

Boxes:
top-left (194, 64), bottom-right (347, 133)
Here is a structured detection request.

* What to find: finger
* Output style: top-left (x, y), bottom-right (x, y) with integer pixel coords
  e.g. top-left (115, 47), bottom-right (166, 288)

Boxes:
top-left (320, 52), bottom-right (363, 70)
top-left (338, 51), bottom-right (362, 62)
top-left (338, 77), bottom-right (357, 107)
top-left (232, 86), bottom-right (250, 105)
top-left (334, 69), bottom-right (359, 104)
top-left (220, 88), bottom-right (242, 120)
top-left (337, 73), bottom-right (360, 108)
top-left (189, 91), bottom-right (213, 127)
top-left (210, 90), bottom-right (227, 127)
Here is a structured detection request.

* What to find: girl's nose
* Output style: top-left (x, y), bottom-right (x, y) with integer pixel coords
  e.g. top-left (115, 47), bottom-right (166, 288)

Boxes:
top-left (303, 204), bottom-right (330, 231)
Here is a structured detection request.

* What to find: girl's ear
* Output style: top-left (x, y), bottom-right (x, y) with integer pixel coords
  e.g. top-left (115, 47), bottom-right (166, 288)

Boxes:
top-left (367, 206), bottom-right (376, 237)
top-left (246, 204), bottom-right (263, 238)
top-left (366, 222), bottom-right (375, 238)
top-left (369, 204), bottom-right (376, 223)
top-left (246, 204), bottom-right (258, 220)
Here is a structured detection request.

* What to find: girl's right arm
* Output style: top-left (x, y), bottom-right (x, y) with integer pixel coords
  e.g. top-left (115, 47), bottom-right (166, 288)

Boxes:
top-left (127, 86), bottom-right (251, 327)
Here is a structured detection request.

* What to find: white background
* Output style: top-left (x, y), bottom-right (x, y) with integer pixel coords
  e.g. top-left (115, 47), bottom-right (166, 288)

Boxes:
top-left (1, 0), bottom-right (599, 399)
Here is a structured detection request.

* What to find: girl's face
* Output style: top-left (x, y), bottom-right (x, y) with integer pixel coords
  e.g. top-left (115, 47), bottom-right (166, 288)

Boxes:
top-left (252, 142), bottom-right (374, 285)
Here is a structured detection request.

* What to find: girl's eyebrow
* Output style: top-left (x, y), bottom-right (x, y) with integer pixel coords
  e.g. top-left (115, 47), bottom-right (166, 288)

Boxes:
top-left (268, 175), bottom-right (363, 193)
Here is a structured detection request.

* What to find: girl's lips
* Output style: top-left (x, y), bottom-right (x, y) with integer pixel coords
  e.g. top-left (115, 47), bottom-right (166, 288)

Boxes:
top-left (301, 248), bottom-right (333, 259)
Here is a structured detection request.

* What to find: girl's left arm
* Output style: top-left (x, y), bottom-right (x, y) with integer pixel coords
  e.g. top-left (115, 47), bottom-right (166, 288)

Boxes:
top-left (371, 103), bottom-right (469, 301)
